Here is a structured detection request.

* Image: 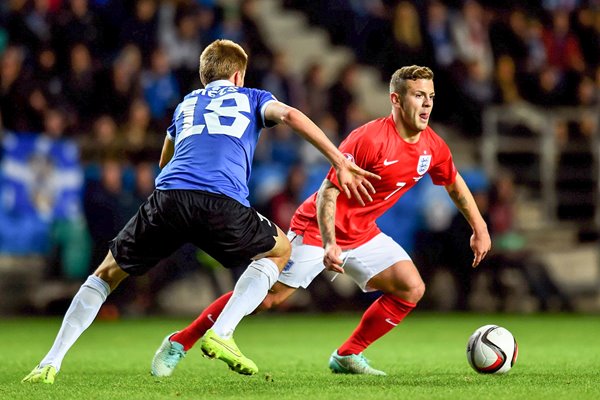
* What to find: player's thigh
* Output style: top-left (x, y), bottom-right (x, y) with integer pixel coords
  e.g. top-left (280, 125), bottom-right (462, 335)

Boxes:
top-left (253, 225), bottom-right (291, 264)
top-left (277, 232), bottom-right (325, 289)
top-left (191, 199), bottom-right (281, 270)
top-left (367, 259), bottom-right (424, 295)
top-left (343, 233), bottom-right (414, 292)
top-left (110, 191), bottom-right (187, 276)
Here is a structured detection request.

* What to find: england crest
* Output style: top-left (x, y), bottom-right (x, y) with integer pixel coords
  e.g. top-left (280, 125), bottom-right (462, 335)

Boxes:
top-left (417, 154), bottom-right (431, 175)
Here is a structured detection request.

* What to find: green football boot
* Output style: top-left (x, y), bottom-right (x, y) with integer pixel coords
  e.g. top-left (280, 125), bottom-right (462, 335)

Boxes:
top-left (329, 350), bottom-right (387, 376)
top-left (199, 329), bottom-right (258, 375)
top-left (22, 365), bottom-right (57, 384)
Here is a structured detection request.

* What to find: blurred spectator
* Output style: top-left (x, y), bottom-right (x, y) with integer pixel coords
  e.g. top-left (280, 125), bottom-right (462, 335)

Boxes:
top-left (380, 1), bottom-right (432, 79)
top-left (451, 0), bottom-right (494, 84)
top-left (425, 0), bottom-right (457, 69)
top-left (423, 169), bottom-right (574, 311)
top-left (83, 158), bottom-right (134, 270)
top-left (63, 43), bottom-right (96, 130)
top-left (265, 164), bottom-right (306, 231)
top-left (299, 113), bottom-right (340, 166)
top-left (493, 54), bottom-right (523, 104)
top-left (486, 171), bottom-right (573, 311)
top-left (565, 74), bottom-right (598, 143)
top-left (52, 0), bottom-right (103, 64)
top-left (141, 46), bottom-right (180, 130)
top-left (489, 9), bottom-right (529, 70)
top-left (525, 65), bottom-right (567, 106)
top-left (159, 2), bottom-right (202, 93)
top-left (542, 0), bottom-right (581, 13)
top-left (196, 4), bottom-right (223, 49)
top-left (542, 9), bottom-right (585, 74)
top-left (119, 0), bottom-right (158, 64)
top-left (328, 63), bottom-right (358, 137)
top-left (34, 46), bottom-right (63, 102)
top-left (423, 0), bottom-right (464, 124)
top-left (121, 98), bottom-right (162, 163)
top-left (266, 123), bottom-right (301, 168)
top-left (79, 114), bottom-right (121, 164)
top-left (95, 44), bottom-right (142, 123)
top-left (571, 6), bottom-right (599, 69)
top-left (20, 0), bottom-right (54, 53)
top-left (132, 161), bottom-right (156, 204)
top-left (0, 45), bottom-right (32, 132)
top-left (301, 62), bottom-right (329, 121)
top-left (239, 0), bottom-right (273, 76)
top-left (524, 17), bottom-right (548, 73)
top-left (261, 51), bottom-right (301, 107)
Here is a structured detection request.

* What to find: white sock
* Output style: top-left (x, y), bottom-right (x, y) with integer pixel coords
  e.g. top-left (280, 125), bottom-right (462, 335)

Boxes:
top-left (39, 275), bottom-right (110, 371)
top-left (212, 258), bottom-right (279, 339)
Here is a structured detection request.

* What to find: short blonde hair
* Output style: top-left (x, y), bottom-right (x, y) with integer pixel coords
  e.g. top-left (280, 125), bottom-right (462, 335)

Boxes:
top-left (390, 65), bottom-right (434, 96)
top-left (199, 39), bottom-right (248, 86)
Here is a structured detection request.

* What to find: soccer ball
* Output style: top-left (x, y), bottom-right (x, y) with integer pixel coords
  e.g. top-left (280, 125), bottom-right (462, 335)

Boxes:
top-left (466, 325), bottom-right (518, 374)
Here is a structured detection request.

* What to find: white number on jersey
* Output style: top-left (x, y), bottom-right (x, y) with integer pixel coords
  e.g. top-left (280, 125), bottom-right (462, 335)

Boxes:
top-left (205, 93), bottom-right (251, 138)
top-left (176, 92), bottom-right (252, 145)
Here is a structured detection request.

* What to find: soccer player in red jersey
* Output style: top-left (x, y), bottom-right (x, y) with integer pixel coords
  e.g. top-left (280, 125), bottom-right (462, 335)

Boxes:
top-left (152, 65), bottom-right (491, 376)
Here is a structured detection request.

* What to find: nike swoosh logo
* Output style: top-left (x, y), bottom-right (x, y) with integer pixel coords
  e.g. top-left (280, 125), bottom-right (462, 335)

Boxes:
top-left (383, 159), bottom-right (399, 166)
top-left (385, 318), bottom-right (398, 326)
top-left (209, 336), bottom-right (242, 357)
top-left (207, 314), bottom-right (215, 324)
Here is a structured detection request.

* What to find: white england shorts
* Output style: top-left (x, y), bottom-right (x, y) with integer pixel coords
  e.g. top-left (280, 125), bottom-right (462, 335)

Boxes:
top-left (279, 231), bottom-right (412, 292)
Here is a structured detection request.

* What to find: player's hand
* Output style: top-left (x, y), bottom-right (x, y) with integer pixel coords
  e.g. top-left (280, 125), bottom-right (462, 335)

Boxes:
top-left (470, 229), bottom-right (491, 268)
top-left (323, 242), bottom-right (344, 273)
top-left (336, 159), bottom-right (381, 206)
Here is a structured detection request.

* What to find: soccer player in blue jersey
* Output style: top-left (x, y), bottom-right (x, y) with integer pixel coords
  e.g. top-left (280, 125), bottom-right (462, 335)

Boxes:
top-left (22, 39), bottom-right (379, 384)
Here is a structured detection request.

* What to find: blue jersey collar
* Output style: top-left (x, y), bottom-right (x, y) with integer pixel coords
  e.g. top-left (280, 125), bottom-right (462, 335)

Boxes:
top-left (205, 80), bottom-right (235, 89)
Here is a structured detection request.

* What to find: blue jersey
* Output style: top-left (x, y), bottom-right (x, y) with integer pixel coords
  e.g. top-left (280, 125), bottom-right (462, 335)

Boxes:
top-left (155, 80), bottom-right (277, 206)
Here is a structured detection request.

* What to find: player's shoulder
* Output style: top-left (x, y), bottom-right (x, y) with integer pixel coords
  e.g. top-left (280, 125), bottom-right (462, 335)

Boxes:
top-left (239, 86), bottom-right (273, 97)
top-left (423, 125), bottom-right (450, 148)
top-left (346, 116), bottom-right (391, 144)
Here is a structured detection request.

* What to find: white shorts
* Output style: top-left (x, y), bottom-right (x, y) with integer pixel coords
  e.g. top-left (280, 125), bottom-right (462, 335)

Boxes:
top-left (278, 231), bottom-right (412, 292)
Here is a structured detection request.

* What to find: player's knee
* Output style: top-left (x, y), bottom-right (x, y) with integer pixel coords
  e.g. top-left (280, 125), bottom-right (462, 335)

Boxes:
top-left (280, 238), bottom-right (292, 260)
top-left (257, 293), bottom-right (277, 311)
top-left (399, 280), bottom-right (425, 304)
top-left (410, 280), bottom-right (426, 303)
top-left (93, 251), bottom-right (128, 290)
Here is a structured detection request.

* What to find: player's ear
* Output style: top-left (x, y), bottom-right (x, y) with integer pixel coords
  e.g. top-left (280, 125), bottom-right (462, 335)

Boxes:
top-left (390, 92), bottom-right (401, 108)
top-left (232, 70), bottom-right (245, 86)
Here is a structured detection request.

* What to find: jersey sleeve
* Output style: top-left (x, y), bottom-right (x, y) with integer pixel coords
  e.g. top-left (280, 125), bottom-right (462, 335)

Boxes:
top-left (166, 103), bottom-right (180, 141)
top-left (254, 89), bottom-right (278, 129)
top-left (325, 130), bottom-right (378, 190)
top-left (428, 137), bottom-right (457, 186)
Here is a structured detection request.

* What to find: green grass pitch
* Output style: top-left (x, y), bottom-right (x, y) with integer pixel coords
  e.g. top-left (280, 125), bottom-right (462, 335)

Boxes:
top-left (1, 313), bottom-right (599, 399)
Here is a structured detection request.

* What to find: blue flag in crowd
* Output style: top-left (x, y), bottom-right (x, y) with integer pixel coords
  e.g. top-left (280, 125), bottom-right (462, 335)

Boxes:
top-left (0, 132), bottom-right (83, 255)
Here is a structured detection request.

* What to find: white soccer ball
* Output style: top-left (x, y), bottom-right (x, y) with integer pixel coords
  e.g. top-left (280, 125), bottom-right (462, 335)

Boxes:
top-left (466, 324), bottom-right (518, 374)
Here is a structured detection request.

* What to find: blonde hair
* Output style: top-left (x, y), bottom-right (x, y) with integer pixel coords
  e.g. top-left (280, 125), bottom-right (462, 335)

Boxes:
top-left (199, 39), bottom-right (248, 86)
top-left (390, 65), bottom-right (434, 96)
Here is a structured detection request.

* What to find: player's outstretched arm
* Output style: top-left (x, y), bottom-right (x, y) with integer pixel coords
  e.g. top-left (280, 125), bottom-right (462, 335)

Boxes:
top-left (444, 173), bottom-right (491, 268)
top-left (264, 102), bottom-right (380, 206)
top-left (316, 179), bottom-right (345, 273)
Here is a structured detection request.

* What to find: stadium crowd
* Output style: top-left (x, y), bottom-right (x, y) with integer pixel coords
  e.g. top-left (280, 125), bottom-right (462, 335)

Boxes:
top-left (0, 0), bottom-right (597, 314)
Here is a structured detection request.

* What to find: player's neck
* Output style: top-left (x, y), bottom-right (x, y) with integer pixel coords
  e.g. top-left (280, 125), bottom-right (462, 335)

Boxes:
top-left (394, 122), bottom-right (422, 143)
top-left (391, 111), bottom-right (422, 143)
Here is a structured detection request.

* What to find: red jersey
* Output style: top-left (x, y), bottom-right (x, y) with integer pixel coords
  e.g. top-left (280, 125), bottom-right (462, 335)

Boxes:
top-left (290, 115), bottom-right (457, 249)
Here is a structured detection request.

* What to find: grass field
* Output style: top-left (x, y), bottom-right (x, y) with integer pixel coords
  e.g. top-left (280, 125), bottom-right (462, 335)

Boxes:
top-left (1, 313), bottom-right (599, 400)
